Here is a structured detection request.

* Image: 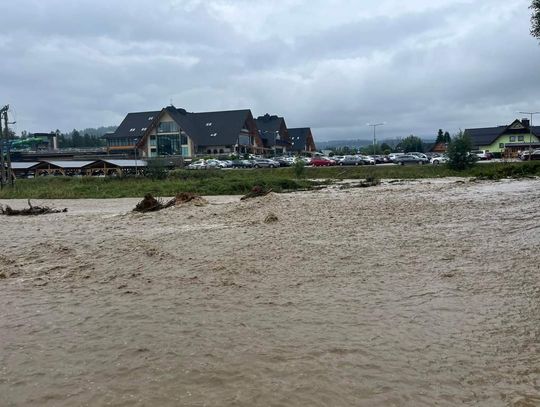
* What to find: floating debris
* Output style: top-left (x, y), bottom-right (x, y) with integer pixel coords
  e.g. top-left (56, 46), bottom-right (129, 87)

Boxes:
top-left (0, 200), bottom-right (67, 216)
top-left (134, 192), bottom-right (208, 212)
top-left (133, 194), bottom-right (175, 212)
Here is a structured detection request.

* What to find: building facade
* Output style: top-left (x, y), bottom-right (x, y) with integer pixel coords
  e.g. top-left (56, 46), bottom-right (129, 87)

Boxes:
top-left (107, 106), bottom-right (265, 158)
top-left (464, 119), bottom-right (540, 155)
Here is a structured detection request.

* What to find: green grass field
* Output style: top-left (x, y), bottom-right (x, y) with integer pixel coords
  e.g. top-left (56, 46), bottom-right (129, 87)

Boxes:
top-left (0, 162), bottom-right (538, 199)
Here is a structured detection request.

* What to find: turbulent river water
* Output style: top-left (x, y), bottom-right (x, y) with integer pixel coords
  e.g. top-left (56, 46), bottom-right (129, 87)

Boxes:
top-left (1, 179), bottom-right (539, 406)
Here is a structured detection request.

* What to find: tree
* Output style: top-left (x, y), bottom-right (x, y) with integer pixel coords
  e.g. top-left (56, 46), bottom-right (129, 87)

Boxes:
top-left (397, 135), bottom-right (424, 152)
top-left (446, 131), bottom-right (477, 170)
top-left (532, 0), bottom-right (540, 39)
top-left (436, 129), bottom-right (451, 144)
top-left (443, 131), bottom-right (451, 143)
top-left (436, 129), bottom-right (444, 143)
top-left (380, 142), bottom-right (392, 155)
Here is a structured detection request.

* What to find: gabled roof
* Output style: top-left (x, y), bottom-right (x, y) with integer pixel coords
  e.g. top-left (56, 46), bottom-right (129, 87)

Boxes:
top-left (255, 113), bottom-right (291, 148)
top-left (98, 159), bottom-right (148, 168)
top-left (289, 128), bottom-right (313, 151)
top-left (112, 110), bottom-right (160, 140)
top-left (256, 114), bottom-right (285, 134)
top-left (133, 106), bottom-right (254, 148)
top-left (463, 127), bottom-right (505, 146)
top-left (40, 160), bottom-right (95, 169)
top-left (189, 109), bottom-right (253, 146)
top-left (9, 162), bottom-right (41, 170)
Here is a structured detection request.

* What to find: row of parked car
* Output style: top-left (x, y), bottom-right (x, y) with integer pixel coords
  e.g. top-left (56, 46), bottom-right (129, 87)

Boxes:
top-left (519, 149), bottom-right (540, 160)
top-left (186, 157), bottom-right (295, 169)
top-left (186, 152), bottom-right (453, 169)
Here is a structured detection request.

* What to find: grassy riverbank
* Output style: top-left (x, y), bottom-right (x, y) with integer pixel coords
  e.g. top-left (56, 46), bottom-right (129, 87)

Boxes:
top-left (0, 161), bottom-right (538, 199)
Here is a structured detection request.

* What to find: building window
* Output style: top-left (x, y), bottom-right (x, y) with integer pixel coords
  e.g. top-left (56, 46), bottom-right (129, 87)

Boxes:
top-left (509, 136), bottom-right (516, 142)
top-left (158, 121), bottom-right (178, 133)
top-left (157, 134), bottom-right (181, 155)
top-left (499, 143), bottom-right (504, 149)
top-left (181, 146), bottom-right (189, 156)
top-left (150, 136), bottom-right (156, 147)
top-left (180, 134), bottom-right (188, 145)
top-left (518, 136), bottom-right (524, 142)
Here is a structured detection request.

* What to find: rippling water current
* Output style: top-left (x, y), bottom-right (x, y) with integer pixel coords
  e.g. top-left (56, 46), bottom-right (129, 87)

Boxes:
top-left (1, 179), bottom-right (539, 406)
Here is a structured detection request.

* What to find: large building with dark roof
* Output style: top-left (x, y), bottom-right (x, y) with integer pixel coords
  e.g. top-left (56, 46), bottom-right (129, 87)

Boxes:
top-left (255, 114), bottom-right (291, 154)
top-left (288, 128), bottom-right (317, 153)
top-left (106, 106), bottom-right (264, 158)
top-left (464, 118), bottom-right (540, 154)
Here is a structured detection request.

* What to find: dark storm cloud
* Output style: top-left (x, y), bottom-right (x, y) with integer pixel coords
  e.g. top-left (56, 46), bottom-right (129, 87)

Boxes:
top-left (1, 0), bottom-right (539, 140)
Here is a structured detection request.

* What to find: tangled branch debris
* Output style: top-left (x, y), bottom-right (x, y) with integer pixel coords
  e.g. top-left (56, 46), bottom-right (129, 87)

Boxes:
top-left (0, 200), bottom-right (67, 216)
top-left (241, 186), bottom-right (272, 200)
top-left (174, 192), bottom-right (208, 206)
top-left (133, 192), bottom-right (208, 212)
top-left (133, 194), bottom-right (175, 212)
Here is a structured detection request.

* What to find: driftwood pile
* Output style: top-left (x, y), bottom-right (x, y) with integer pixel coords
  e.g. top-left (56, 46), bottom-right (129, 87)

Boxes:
top-left (241, 186), bottom-right (272, 200)
top-left (133, 194), bottom-right (175, 212)
top-left (133, 192), bottom-right (208, 213)
top-left (0, 200), bottom-right (67, 216)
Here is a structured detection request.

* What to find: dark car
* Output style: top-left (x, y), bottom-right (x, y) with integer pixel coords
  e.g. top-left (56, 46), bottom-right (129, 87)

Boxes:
top-left (231, 159), bottom-right (254, 168)
top-left (272, 157), bottom-right (292, 167)
top-left (394, 154), bottom-right (427, 165)
top-left (520, 149), bottom-right (540, 160)
top-left (338, 156), bottom-right (364, 166)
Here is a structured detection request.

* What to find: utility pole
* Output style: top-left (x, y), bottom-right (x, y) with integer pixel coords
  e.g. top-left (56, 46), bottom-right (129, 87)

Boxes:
top-left (367, 123), bottom-right (385, 155)
top-left (518, 111), bottom-right (540, 161)
top-left (2, 106), bottom-right (14, 186)
top-left (0, 111), bottom-right (5, 189)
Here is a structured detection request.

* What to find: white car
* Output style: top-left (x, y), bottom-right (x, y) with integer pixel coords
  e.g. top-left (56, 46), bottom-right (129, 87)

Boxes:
top-left (359, 155), bottom-right (376, 165)
top-left (206, 159), bottom-right (228, 168)
top-left (430, 155), bottom-right (449, 165)
top-left (388, 153), bottom-right (405, 162)
top-left (187, 160), bottom-right (207, 169)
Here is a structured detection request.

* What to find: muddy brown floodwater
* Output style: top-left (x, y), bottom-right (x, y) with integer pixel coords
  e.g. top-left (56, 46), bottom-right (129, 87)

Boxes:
top-left (1, 179), bottom-right (539, 406)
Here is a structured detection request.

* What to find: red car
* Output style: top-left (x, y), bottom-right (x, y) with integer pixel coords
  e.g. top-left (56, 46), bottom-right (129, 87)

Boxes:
top-left (310, 157), bottom-right (335, 166)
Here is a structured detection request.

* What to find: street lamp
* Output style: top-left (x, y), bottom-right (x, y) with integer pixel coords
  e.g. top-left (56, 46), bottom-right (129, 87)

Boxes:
top-left (518, 111), bottom-right (540, 161)
top-left (367, 122), bottom-right (385, 155)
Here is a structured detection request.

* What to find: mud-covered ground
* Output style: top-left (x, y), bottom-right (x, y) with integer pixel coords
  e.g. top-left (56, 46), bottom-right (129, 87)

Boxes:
top-left (1, 179), bottom-right (539, 406)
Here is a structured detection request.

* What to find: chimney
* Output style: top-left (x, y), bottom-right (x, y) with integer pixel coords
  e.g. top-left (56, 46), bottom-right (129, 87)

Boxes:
top-left (522, 118), bottom-right (530, 128)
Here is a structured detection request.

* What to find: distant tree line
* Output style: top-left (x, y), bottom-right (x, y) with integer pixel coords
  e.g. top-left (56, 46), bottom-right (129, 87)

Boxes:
top-left (328, 128), bottom-right (453, 155)
top-left (18, 126), bottom-right (116, 148)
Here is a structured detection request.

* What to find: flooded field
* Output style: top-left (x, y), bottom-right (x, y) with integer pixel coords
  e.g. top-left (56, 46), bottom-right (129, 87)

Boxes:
top-left (1, 178), bottom-right (539, 406)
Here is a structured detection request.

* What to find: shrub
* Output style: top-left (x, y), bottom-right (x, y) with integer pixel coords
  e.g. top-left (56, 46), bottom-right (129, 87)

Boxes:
top-left (446, 132), bottom-right (477, 170)
top-left (145, 159), bottom-right (168, 180)
top-left (293, 158), bottom-right (306, 178)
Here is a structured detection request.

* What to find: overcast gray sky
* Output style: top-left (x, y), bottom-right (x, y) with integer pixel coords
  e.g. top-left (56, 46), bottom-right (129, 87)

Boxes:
top-left (2, 0), bottom-right (540, 141)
